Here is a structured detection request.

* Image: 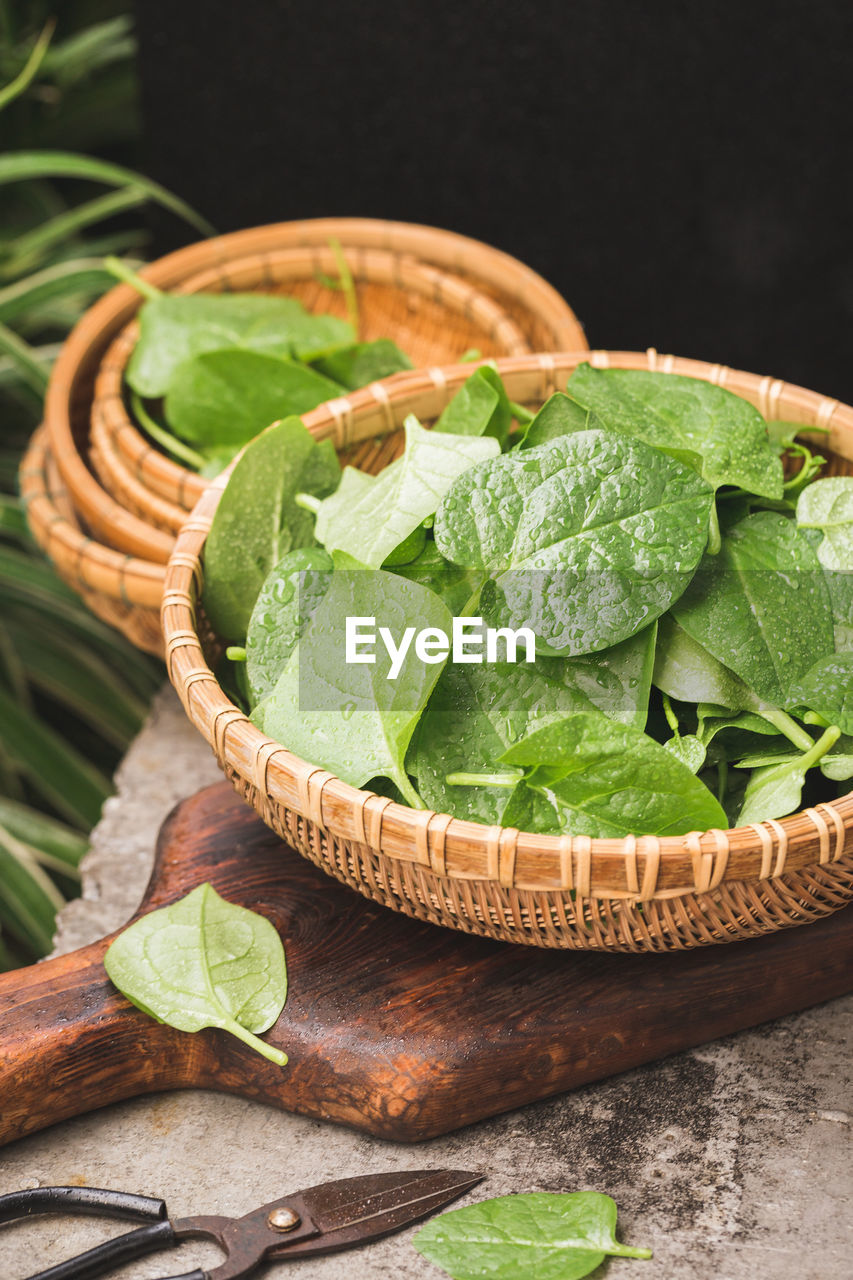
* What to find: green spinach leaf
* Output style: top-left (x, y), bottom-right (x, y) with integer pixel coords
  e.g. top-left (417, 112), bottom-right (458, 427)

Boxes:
top-left (202, 416), bottom-right (340, 643)
top-left (567, 364), bottom-right (784, 499)
top-left (165, 350), bottom-right (345, 448)
top-left (434, 430), bottom-right (713, 655)
top-left (103, 883), bottom-right (288, 1066)
top-left (736, 726), bottom-right (841, 824)
top-left (391, 541), bottom-right (480, 615)
top-left (789, 653), bottom-right (853, 734)
top-left (308, 337), bottom-right (412, 389)
top-left (127, 292), bottom-right (353, 397)
top-left (311, 415), bottom-right (499, 569)
top-left (433, 366), bottom-right (512, 445)
top-left (259, 570), bottom-right (451, 806)
top-left (245, 548), bottom-right (334, 705)
top-left (672, 511), bottom-right (835, 707)
top-left (797, 476), bottom-right (853, 570)
top-left (412, 626), bottom-right (656, 824)
top-left (500, 710), bottom-right (728, 837)
top-left (412, 1191), bottom-right (651, 1280)
top-left (517, 391), bottom-right (602, 449)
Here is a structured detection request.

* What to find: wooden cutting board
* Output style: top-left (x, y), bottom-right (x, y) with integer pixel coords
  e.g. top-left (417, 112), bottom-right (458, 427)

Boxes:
top-left (2, 782), bottom-right (852, 1147)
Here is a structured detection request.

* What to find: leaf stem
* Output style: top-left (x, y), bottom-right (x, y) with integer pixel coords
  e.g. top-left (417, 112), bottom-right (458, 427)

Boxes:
top-left (224, 1019), bottom-right (288, 1066)
top-left (104, 255), bottom-right (161, 300)
top-left (446, 770), bottom-right (522, 788)
top-left (226, 646), bottom-right (247, 662)
top-left (0, 19), bottom-right (54, 112)
top-left (707, 501), bottom-right (721, 554)
top-left (394, 771), bottom-right (427, 809)
top-left (130, 392), bottom-right (205, 470)
top-left (661, 691), bottom-right (680, 735)
top-left (798, 724), bottom-right (841, 772)
top-left (294, 492), bottom-right (322, 515)
top-left (756, 702), bottom-right (815, 752)
top-left (328, 237), bottom-right (359, 338)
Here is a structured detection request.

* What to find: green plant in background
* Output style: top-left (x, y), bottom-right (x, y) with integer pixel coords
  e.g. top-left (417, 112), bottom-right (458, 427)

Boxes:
top-left (0, 6), bottom-right (206, 971)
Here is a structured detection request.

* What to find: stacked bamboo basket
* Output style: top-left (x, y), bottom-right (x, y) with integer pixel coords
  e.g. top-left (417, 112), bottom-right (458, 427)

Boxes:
top-left (161, 350), bottom-right (853, 953)
top-left (24, 219), bottom-right (587, 655)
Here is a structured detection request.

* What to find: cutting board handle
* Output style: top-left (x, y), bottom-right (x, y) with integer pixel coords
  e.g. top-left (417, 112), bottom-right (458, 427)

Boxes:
top-left (0, 940), bottom-right (182, 1145)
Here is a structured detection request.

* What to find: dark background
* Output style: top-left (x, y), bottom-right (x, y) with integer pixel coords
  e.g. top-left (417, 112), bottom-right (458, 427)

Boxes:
top-left (134, 0), bottom-right (853, 401)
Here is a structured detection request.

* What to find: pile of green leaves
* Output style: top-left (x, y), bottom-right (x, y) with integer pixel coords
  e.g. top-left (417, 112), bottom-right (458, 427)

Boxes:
top-left (204, 361), bottom-right (852, 839)
top-left (122, 266), bottom-right (413, 476)
top-left (0, 10), bottom-right (201, 970)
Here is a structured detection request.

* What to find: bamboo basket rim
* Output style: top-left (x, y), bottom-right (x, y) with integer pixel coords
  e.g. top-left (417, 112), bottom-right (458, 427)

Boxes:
top-left (46, 217), bottom-right (585, 556)
top-left (162, 349), bottom-right (853, 907)
top-left (90, 241), bottom-right (549, 529)
top-left (20, 426), bottom-right (166, 611)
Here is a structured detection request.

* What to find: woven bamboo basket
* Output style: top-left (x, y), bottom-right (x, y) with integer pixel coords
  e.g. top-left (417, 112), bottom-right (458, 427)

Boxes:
top-left (46, 217), bottom-right (585, 558)
top-left (162, 349), bottom-right (853, 952)
top-left (89, 244), bottom-right (551, 535)
top-left (19, 428), bottom-right (164, 657)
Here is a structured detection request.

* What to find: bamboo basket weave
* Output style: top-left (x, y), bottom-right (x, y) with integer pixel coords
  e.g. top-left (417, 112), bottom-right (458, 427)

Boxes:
top-left (20, 428), bottom-right (164, 657)
top-left (162, 349), bottom-right (853, 952)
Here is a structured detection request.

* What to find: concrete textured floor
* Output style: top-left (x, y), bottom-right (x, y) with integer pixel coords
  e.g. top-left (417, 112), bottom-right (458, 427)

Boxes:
top-left (2, 687), bottom-right (851, 1280)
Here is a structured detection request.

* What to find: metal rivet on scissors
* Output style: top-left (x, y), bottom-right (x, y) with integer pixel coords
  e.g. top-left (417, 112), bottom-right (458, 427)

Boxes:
top-left (0, 1168), bottom-right (483, 1280)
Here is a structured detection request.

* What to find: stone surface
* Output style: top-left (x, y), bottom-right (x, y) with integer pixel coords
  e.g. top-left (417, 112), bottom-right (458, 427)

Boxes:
top-left (3, 685), bottom-right (851, 1278)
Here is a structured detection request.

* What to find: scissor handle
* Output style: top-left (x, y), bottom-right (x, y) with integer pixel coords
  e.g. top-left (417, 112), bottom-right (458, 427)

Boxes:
top-left (24, 1220), bottom-right (178, 1280)
top-left (0, 1186), bottom-right (167, 1226)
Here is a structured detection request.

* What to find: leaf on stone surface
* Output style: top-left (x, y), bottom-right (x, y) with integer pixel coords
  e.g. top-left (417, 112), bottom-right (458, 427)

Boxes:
top-left (797, 476), bottom-right (853, 570)
top-left (312, 415), bottom-right (499, 569)
top-left (202, 416), bottom-right (340, 643)
top-left (412, 626), bottom-right (656, 825)
top-left (126, 292), bottom-right (353, 397)
top-left (412, 1191), bottom-right (652, 1280)
top-left (103, 883), bottom-right (288, 1066)
top-left (434, 429), bottom-right (713, 655)
top-left (501, 710), bottom-right (727, 837)
top-left (567, 364), bottom-right (784, 498)
top-left (259, 570), bottom-right (451, 806)
top-left (164, 350), bottom-right (345, 448)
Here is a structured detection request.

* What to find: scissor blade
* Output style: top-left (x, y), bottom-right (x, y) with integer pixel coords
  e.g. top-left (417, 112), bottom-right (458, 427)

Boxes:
top-left (269, 1168), bottom-right (483, 1260)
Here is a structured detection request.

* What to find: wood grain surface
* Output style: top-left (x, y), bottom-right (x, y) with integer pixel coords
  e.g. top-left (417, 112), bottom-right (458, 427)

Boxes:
top-left (1, 782), bottom-right (852, 1147)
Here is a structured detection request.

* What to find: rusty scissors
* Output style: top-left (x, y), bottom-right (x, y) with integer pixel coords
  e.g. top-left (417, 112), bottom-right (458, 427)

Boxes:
top-left (1, 1169), bottom-right (482, 1280)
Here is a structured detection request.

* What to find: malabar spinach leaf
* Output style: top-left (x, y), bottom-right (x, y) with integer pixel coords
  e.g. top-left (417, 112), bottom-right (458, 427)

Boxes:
top-left (202, 416), bottom-right (340, 643)
top-left (103, 883), bottom-right (288, 1066)
top-left (309, 337), bottom-right (412, 389)
top-left (259, 570), bottom-right (451, 806)
top-left (797, 476), bottom-right (853, 570)
top-left (412, 625), bottom-right (656, 824)
top-left (433, 365), bottom-right (512, 445)
top-left (126, 292), bottom-right (354, 397)
top-left (434, 430), bottom-right (713, 655)
top-left (517, 391), bottom-right (602, 449)
top-left (245, 548), bottom-right (334, 705)
top-left (412, 1191), bottom-right (651, 1280)
top-left (165, 350), bottom-right (345, 448)
top-left (391, 541), bottom-right (480, 615)
top-left (789, 653), bottom-right (853, 735)
top-left (672, 511), bottom-right (835, 707)
top-left (501, 710), bottom-right (728, 837)
top-left (312, 415), bottom-right (499, 568)
top-left (736, 726), bottom-right (841, 824)
top-left (567, 364), bottom-right (784, 499)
